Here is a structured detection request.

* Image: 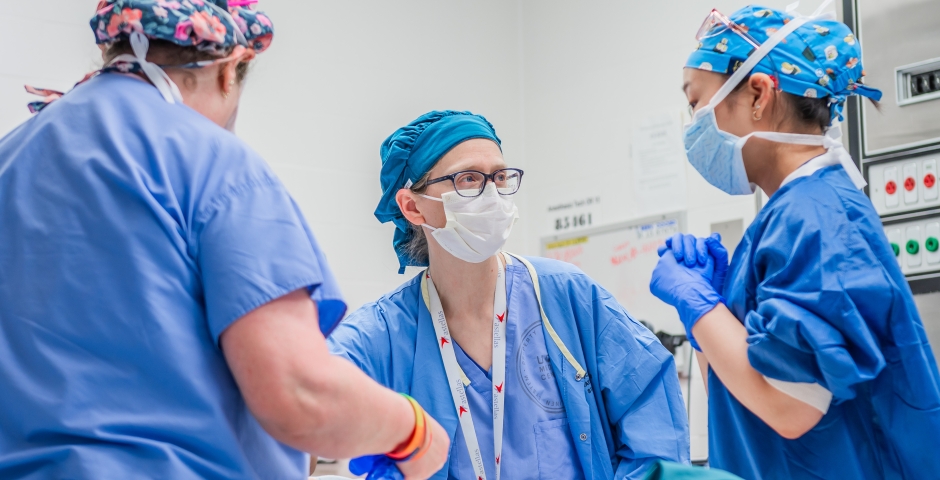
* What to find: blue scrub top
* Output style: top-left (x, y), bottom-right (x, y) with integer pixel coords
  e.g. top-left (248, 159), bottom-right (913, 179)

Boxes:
top-left (449, 263), bottom-right (584, 479)
top-left (711, 165), bottom-right (940, 479)
top-left (0, 74), bottom-right (345, 479)
top-left (329, 256), bottom-right (689, 480)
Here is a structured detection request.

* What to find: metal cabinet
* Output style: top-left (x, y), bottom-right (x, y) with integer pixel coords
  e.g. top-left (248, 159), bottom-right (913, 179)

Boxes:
top-left (845, 0), bottom-right (940, 294)
top-left (845, 0), bottom-right (940, 361)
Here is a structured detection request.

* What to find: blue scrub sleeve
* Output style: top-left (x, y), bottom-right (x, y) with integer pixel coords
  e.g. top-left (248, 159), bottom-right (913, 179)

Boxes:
top-left (597, 300), bottom-right (691, 479)
top-left (193, 175), bottom-right (345, 344)
top-left (744, 203), bottom-right (887, 402)
top-left (327, 305), bottom-right (392, 386)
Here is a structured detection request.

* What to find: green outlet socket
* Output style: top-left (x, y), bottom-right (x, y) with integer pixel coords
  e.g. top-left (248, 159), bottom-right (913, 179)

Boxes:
top-left (927, 237), bottom-right (939, 253)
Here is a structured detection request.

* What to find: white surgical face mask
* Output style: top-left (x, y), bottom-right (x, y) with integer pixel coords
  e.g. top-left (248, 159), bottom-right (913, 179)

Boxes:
top-left (421, 183), bottom-right (519, 263)
top-left (683, 0), bottom-right (866, 195)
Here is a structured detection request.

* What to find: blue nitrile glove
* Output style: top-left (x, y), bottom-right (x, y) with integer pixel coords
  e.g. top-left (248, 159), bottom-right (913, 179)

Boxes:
top-left (651, 243), bottom-right (723, 351)
top-left (659, 233), bottom-right (730, 294)
top-left (348, 455), bottom-right (405, 480)
top-left (705, 233), bottom-right (729, 296)
top-left (660, 233), bottom-right (710, 268)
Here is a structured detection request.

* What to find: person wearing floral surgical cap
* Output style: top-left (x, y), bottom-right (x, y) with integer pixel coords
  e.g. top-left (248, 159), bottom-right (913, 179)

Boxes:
top-left (0, 2), bottom-right (449, 479)
top-left (650, 2), bottom-right (940, 479)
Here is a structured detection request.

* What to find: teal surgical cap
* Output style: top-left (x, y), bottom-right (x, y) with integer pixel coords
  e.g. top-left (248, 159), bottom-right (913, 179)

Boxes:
top-left (375, 110), bottom-right (501, 273)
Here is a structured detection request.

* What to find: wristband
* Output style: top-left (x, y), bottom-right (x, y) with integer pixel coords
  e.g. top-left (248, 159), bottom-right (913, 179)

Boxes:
top-left (386, 394), bottom-right (427, 461)
top-left (403, 411), bottom-right (433, 463)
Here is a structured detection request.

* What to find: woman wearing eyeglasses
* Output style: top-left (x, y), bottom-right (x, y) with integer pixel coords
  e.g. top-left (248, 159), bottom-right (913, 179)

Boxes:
top-left (328, 111), bottom-right (690, 480)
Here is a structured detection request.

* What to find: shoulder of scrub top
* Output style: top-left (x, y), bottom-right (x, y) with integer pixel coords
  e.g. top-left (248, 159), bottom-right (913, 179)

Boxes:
top-left (764, 164), bottom-right (859, 217)
top-left (519, 255), bottom-right (680, 420)
top-left (81, 74), bottom-right (277, 202)
top-left (326, 270), bottom-right (425, 384)
top-left (515, 255), bottom-right (659, 349)
top-left (513, 254), bottom-right (584, 276)
top-left (753, 164), bottom-right (884, 266)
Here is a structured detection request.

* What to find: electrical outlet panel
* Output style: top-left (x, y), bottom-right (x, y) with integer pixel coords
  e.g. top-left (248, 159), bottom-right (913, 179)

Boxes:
top-left (897, 58), bottom-right (940, 107)
top-left (869, 156), bottom-right (940, 216)
top-left (885, 218), bottom-right (940, 276)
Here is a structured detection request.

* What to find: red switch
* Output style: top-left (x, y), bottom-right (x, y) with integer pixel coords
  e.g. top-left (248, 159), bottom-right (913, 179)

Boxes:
top-left (886, 180), bottom-right (897, 195)
top-left (904, 177), bottom-right (916, 192)
top-left (925, 173), bottom-right (936, 189)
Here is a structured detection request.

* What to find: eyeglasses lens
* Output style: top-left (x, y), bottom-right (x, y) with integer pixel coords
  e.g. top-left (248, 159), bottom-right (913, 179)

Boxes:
top-left (454, 171), bottom-right (486, 197)
top-left (696, 11), bottom-right (730, 41)
top-left (495, 170), bottom-right (521, 195)
top-left (450, 169), bottom-right (523, 197)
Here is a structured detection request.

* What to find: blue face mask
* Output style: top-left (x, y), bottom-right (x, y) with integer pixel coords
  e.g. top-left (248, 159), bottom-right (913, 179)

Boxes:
top-left (683, 106), bottom-right (755, 196)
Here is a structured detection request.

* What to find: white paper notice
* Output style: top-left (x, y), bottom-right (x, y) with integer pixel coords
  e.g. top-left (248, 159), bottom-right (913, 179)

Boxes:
top-left (546, 196), bottom-right (601, 235)
top-left (632, 113), bottom-right (688, 216)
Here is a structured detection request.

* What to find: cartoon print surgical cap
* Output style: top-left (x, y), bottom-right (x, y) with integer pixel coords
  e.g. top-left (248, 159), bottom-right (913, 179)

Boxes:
top-left (686, 4), bottom-right (881, 121)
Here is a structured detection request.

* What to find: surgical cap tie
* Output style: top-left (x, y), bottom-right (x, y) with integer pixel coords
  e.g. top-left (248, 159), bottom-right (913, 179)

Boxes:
top-left (114, 32), bottom-right (184, 104)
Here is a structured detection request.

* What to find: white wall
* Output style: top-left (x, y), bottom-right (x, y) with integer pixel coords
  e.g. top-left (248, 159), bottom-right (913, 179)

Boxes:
top-left (519, 0), bottom-right (831, 257)
top-left (0, 0), bottom-right (842, 317)
top-left (0, 0), bottom-right (529, 314)
top-left (235, 0), bottom-right (529, 312)
top-left (1, 4), bottom-right (103, 136)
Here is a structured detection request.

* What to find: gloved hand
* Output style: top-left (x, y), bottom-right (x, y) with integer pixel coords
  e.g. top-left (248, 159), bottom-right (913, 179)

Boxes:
top-left (659, 233), bottom-right (710, 267)
top-left (651, 240), bottom-right (723, 351)
top-left (659, 233), bottom-right (730, 295)
top-left (349, 455), bottom-right (405, 480)
top-left (705, 234), bottom-right (729, 296)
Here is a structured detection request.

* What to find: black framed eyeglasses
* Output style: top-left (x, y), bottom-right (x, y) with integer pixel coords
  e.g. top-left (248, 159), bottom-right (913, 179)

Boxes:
top-left (424, 168), bottom-right (524, 198)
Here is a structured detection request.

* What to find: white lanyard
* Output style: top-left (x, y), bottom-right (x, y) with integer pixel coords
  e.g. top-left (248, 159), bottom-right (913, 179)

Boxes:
top-left (425, 256), bottom-right (507, 480)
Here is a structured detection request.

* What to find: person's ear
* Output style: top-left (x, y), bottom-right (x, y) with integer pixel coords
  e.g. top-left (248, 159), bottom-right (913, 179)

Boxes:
top-left (218, 48), bottom-right (255, 97)
top-left (219, 61), bottom-right (238, 97)
top-left (748, 73), bottom-right (776, 123)
top-left (396, 189), bottom-right (426, 226)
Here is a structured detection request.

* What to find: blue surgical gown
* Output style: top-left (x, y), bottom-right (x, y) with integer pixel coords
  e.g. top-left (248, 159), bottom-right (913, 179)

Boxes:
top-left (329, 256), bottom-right (690, 480)
top-left (0, 74), bottom-right (345, 479)
top-left (711, 164), bottom-right (940, 479)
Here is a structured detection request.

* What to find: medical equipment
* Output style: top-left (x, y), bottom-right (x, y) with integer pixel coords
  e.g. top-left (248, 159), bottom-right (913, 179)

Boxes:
top-left (843, 0), bottom-right (940, 361)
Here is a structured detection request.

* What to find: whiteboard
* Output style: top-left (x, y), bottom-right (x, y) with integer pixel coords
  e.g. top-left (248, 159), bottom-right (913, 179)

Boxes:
top-left (540, 212), bottom-right (686, 336)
